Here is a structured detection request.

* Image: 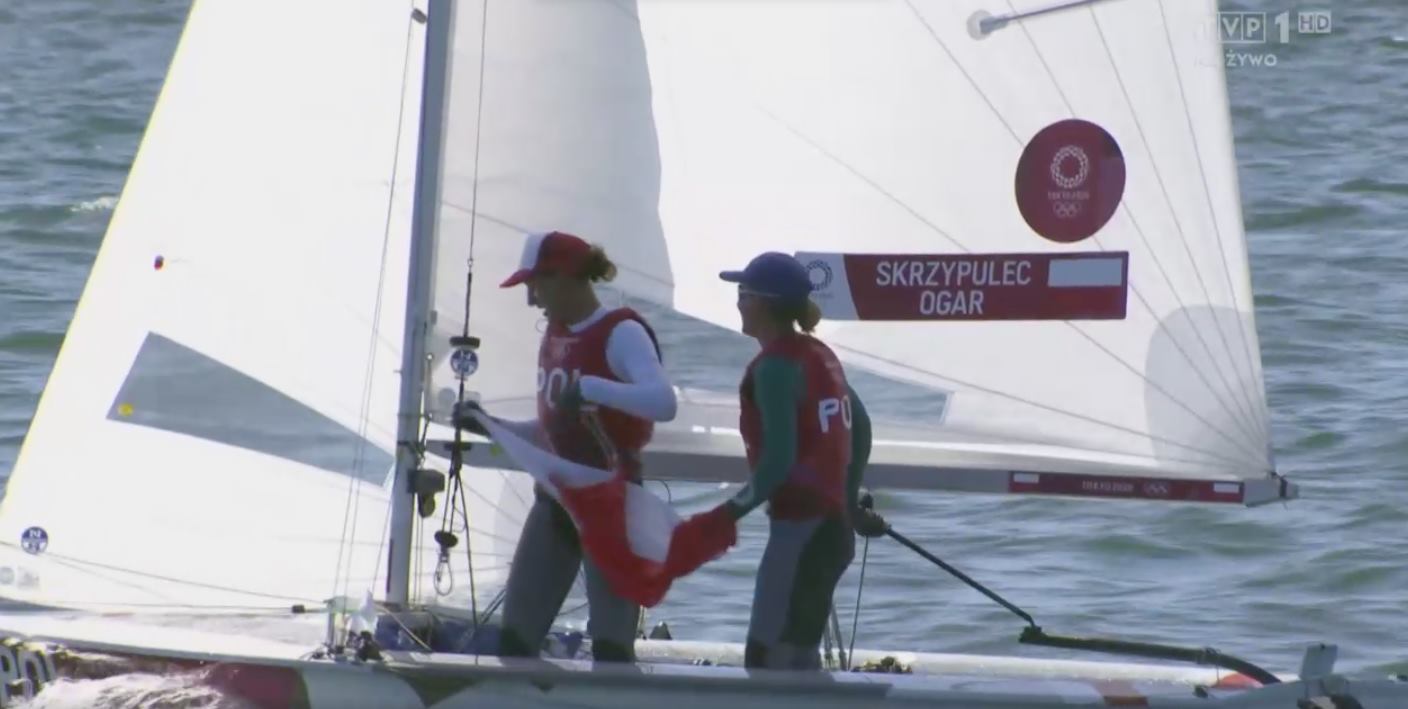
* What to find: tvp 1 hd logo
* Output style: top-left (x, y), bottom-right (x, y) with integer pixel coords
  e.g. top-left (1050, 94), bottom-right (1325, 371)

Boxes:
top-left (1208, 9), bottom-right (1332, 69)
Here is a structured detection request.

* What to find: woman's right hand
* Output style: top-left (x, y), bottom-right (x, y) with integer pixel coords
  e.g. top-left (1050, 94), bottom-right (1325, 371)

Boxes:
top-left (451, 400), bottom-right (490, 436)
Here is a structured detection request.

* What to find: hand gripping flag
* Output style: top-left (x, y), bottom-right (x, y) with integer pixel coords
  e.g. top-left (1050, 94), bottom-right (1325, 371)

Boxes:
top-left (468, 409), bottom-right (737, 608)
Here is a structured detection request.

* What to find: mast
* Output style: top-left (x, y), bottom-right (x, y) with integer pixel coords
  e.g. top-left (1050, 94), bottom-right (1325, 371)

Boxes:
top-left (388, 0), bottom-right (455, 607)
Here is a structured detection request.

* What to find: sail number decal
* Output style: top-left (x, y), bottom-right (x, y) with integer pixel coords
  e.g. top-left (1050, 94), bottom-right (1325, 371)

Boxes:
top-left (798, 251), bottom-right (1128, 321)
top-left (0, 640), bottom-right (57, 706)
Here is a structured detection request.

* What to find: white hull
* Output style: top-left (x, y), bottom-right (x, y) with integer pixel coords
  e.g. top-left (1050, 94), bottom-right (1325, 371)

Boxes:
top-left (1, 612), bottom-right (1403, 708)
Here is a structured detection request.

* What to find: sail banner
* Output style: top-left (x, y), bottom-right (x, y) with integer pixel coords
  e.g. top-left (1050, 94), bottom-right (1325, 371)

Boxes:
top-left (469, 411), bottom-right (736, 608)
top-left (798, 251), bottom-right (1128, 321)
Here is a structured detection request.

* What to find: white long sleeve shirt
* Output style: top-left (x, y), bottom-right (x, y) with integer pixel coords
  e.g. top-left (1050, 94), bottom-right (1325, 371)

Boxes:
top-left (495, 307), bottom-right (677, 439)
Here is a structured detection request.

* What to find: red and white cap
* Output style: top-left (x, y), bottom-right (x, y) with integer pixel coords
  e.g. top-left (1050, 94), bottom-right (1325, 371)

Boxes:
top-left (500, 231), bottom-right (594, 288)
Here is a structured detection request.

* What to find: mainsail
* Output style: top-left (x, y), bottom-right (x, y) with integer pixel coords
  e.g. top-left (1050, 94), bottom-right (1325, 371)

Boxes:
top-left (0, 0), bottom-right (1293, 625)
top-left (434, 0), bottom-right (1289, 509)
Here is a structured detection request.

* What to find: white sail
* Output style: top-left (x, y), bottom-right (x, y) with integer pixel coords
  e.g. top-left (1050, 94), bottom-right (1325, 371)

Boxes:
top-left (634, 0), bottom-right (1273, 479)
top-left (428, 0), bottom-right (671, 422)
top-left (0, 0), bottom-right (464, 612)
top-left (428, 0), bottom-right (1286, 506)
top-left (633, 0), bottom-right (1283, 501)
top-left (418, 0), bottom-right (673, 606)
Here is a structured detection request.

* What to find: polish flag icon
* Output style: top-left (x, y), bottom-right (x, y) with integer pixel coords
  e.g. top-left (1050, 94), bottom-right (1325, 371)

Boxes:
top-left (468, 409), bottom-right (738, 608)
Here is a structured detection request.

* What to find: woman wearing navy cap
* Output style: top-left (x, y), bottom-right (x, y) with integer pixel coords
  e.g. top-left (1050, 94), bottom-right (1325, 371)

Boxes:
top-left (716, 251), bottom-right (885, 671)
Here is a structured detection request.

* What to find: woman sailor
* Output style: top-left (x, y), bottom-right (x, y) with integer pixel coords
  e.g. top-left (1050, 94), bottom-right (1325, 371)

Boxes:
top-left (456, 230), bottom-right (677, 663)
top-left (714, 251), bottom-right (887, 670)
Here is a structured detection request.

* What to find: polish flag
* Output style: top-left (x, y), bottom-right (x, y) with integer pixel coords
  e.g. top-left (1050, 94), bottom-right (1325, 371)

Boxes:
top-left (469, 410), bottom-right (738, 608)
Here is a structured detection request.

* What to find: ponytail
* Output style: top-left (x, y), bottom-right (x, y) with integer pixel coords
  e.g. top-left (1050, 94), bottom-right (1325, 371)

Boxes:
top-left (798, 300), bottom-right (822, 333)
top-left (580, 245), bottom-right (618, 283)
top-left (769, 298), bottom-right (822, 334)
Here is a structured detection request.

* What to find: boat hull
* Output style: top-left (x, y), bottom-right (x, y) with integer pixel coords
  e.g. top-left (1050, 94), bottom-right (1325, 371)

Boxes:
top-left (0, 613), bottom-right (1404, 708)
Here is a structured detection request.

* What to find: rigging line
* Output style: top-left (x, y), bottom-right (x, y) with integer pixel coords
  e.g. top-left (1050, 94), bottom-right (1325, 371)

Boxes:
top-left (443, 29), bottom-right (487, 609)
top-left (868, 403), bottom-right (1249, 471)
top-left (430, 437), bottom-right (533, 513)
top-left (34, 549), bottom-right (209, 599)
top-left (480, 587), bottom-right (507, 624)
top-left (1089, 4), bottom-right (1270, 443)
top-left (559, 600), bottom-right (591, 618)
top-left (774, 117), bottom-right (1265, 466)
top-left (371, 412), bottom-right (434, 596)
top-left (1007, 1), bottom-right (1265, 444)
top-left (441, 200), bottom-right (681, 293)
top-left (422, 561), bottom-right (510, 576)
top-left (438, 431), bottom-right (464, 550)
top-left (460, 475), bottom-right (533, 532)
top-left (902, 0), bottom-right (1018, 137)
top-left (430, 548), bottom-right (515, 560)
top-left (1005, 1), bottom-right (1265, 445)
top-left (456, 476), bottom-right (479, 629)
top-left (847, 536), bottom-right (870, 671)
top-left (453, 0), bottom-right (493, 616)
top-left (419, 0), bottom-right (498, 613)
top-left (756, 108), bottom-right (965, 253)
top-left (444, 524), bottom-right (523, 550)
top-left (1067, 321), bottom-right (1265, 462)
top-left (426, 6), bottom-right (482, 608)
top-left (155, 266), bottom-right (402, 447)
top-left (762, 8), bottom-right (1268, 462)
top-left (453, 461), bottom-right (529, 512)
top-left (1118, 206), bottom-right (1265, 442)
top-left (830, 339), bottom-right (1264, 470)
top-left (333, 0), bottom-right (423, 606)
top-left (894, 3), bottom-right (1266, 460)
top-left (492, 465), bottom-right (533, 513)
top-left (463, 0), bottom-right (491, 268)
top-left (375, 602), bottom-right (435, 651)
top-left (1155, 0), bottom-right (1270, 432)
top-left (0, 543), bottom-right (319, 604)
top-left (41, 603), bottom-right (308, 614)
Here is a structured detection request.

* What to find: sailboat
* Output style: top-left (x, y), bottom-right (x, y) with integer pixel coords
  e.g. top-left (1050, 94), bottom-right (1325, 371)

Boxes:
top-left (1, 0), bottom-right (1403, 706)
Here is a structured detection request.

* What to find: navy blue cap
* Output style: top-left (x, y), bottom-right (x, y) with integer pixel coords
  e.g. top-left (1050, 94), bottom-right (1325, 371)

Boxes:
top-left (719, 252), bottom-right (813, 302)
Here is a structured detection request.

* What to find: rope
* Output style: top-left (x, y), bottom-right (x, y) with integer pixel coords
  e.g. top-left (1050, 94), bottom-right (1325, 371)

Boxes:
top-left (457, 473), bottom-right (480, 629)
top-left (329, 0), bottom-right (422, 627)
top-left (434, 0), bottom-right (494, 631)
top-left (847, 536), bottom-right (871, 669)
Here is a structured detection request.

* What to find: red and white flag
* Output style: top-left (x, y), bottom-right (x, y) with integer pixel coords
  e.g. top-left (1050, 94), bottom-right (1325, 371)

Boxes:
top-left (469, 410), bottom-right (737, 608)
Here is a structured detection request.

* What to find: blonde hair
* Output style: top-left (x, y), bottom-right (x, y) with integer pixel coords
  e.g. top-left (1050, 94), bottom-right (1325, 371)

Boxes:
top-left (580, 245), bottom-right (617, 283)
top-left (769, 298), bottom-right (822, 334)
top-left (800, 300), bottom-right (822, 333)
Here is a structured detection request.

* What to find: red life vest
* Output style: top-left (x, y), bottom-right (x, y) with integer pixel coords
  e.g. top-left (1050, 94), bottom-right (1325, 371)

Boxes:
top-left (537, 307), bottom-right (661, 479)
top-left (739, 334), bottom-right (852, 519)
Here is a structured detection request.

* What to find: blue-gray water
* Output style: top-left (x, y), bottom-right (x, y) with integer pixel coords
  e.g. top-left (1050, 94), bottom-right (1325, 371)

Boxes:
top-left (2, 0), bottom-right (1407, 703)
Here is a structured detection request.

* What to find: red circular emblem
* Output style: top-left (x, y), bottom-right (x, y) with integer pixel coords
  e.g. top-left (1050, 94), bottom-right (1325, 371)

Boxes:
top-left (1014, 119), bottom-right (1125, 244)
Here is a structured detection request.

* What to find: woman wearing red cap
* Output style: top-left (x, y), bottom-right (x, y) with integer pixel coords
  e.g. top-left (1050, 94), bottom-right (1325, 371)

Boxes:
top-left (716, 251), bottom-right (886, 671)
top-left (458, 231), bottom-right (677, 663)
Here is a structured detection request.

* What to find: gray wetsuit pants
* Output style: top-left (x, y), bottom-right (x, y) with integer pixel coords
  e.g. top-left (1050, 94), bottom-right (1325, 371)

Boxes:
top-left (745, 515), bottom-right (855, 670)
top-left (498, 489), bottom-right (640, 662)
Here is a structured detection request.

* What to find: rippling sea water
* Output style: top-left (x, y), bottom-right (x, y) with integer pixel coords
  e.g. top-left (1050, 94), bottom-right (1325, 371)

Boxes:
top-left (2, 1), bottom-right (1406, 705)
